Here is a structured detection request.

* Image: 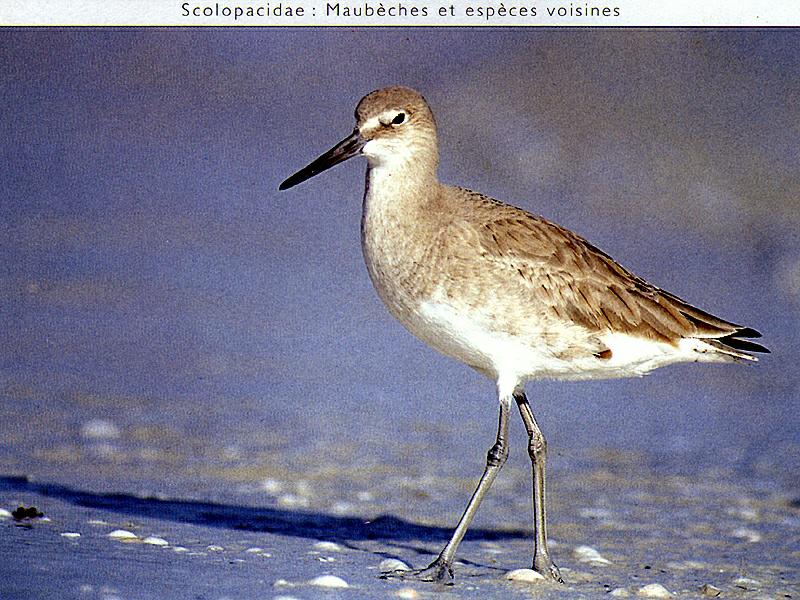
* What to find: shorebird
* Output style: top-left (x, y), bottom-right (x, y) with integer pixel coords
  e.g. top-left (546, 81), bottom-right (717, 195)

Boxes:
top-left (279, 86), bottom-right (768, 583)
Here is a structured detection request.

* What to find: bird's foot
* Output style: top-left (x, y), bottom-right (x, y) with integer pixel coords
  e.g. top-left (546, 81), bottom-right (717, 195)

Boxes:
top-left (381, 557), bottom-right (454, 584)
top-left (533, 556), bottom-right (563, 584)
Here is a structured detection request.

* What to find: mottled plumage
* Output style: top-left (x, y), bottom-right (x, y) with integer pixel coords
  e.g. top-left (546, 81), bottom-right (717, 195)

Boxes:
top-left (441, 187), bottom-right (764, 358)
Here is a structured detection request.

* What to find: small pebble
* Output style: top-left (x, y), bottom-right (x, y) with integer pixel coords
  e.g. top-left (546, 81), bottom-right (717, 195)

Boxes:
top-left (172, 547), bottom-right (189, 553)
top-left (308, 575), bottom-right (349, 588)
top-left (396, 588), bottom-right (419, 599)
top-left (637, 583), bottom-right (671, 598)
top-left (331, 501), bottom-right (355, 514)
top-left (107, 529), bottom-right (137, 540)
top-left (700, 583), bottom-right (722, 597)
top-left (60, 532), bottom-right (81, 539)
top-left (734, 576), bottom-right (760, 590)
top-left (245, 547), bottom-right (264, 553)
top-left (609, 588), bottom-right (630, 597)
top-left (12, 505), bottom-right (44, 520)
top-left (738, 507), bottom-right (758, 520)
top-left (143, 536), bottom-right (168, 546)
top-left (731, 527), bottom-right (762, 543)
top-left (278, 494), bottom-right (309, 508)
top-left (206, 545), bottom-right (224, 552)
top-left (573, 545), bottom-right (611, 565)
top-left (505, 568), bottom-right (546, 583)
top-left (665, 559), bottom-right (707, 570)
top-left (0, 508), bottom-right (12, 518)
top-left (726, 506), bottom-right (758, 521)
top-left (88, 519), bottom-right (108, 525)
top-left (313, 541), bottom-right (342, 552)
top-left (81, 419), bottom-right (120, 439)
top-left (261, 478), bottom-right (283, 494)
top-left (273, 579), bottom-right (291, 587)
top-left (380, 558), bottom-right (411, 573)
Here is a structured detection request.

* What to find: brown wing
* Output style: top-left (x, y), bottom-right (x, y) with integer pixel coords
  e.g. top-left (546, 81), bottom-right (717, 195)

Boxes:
top-left (458, 189), bottom-right (767, 356)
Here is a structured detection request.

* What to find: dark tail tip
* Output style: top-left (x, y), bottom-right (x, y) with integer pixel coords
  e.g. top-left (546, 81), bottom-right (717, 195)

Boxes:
top-left (719, 327), bottom-right (770, 354)
top-left (733, 326), bottom-right (763, 339)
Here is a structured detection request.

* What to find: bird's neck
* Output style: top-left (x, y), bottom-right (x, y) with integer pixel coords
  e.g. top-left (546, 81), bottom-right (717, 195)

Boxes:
top-left (363, 159), bottom-right (439, 217)
top-left (361, 158), bottom-right (440, 266)
top-left (360, 161), bottom-right (443, 315)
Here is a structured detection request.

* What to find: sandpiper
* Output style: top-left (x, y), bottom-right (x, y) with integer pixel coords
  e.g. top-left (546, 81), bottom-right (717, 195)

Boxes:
top-left (279, 86), bottom-right (768, 583)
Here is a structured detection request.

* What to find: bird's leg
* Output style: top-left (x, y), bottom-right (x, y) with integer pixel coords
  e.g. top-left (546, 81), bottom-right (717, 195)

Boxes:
top-left (393, 397), bottom-right (510, 583)
top-left (513, 390), bottom-right (563, 583)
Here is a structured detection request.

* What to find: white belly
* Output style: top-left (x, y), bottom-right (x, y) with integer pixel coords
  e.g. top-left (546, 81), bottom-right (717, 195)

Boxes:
top-left (414, 300), bottom-right (713, 388)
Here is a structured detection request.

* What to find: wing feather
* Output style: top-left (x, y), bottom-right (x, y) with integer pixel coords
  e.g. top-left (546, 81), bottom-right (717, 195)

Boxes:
top-left (451, 189), bottom-right (766, 357)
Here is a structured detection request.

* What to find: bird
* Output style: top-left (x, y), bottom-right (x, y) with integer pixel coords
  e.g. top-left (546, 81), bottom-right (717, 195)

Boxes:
top-left (278, 86), bottom-right (768, 584)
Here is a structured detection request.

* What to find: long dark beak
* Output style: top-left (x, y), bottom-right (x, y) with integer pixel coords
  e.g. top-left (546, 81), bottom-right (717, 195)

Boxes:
top-left (279, 129), bottom-right (366, 190)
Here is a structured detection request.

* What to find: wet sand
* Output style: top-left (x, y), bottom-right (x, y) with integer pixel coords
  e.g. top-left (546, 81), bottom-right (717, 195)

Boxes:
top-left (2, 386), bottom-right (797, 600)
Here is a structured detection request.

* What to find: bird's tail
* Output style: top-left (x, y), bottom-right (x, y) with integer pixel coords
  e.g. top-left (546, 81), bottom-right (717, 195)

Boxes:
top-left (700, 327), bottom-right (770, 362)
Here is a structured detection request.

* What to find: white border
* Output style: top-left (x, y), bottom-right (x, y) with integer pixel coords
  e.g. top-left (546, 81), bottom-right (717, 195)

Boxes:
top-left (1, 0), bottom-right (798, 26)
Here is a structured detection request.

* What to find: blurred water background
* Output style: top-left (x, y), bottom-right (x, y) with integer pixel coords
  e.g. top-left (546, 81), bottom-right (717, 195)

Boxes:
top-left (2, 29), bottom-right (798, 497)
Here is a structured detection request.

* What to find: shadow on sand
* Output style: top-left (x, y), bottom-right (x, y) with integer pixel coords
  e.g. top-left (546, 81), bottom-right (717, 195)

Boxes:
top-left (0, 475), bottom-right (528, 544)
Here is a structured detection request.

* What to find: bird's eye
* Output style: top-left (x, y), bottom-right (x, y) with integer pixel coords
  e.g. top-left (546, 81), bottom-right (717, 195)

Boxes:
top-left (391, 112), bottom-right (406, 125)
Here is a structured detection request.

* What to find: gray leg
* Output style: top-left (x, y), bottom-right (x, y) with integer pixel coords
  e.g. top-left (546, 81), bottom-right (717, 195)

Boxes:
top-left (401, 398), bottom-right (511, 583)
top-left (513, 390), bottom-right (563, 583)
